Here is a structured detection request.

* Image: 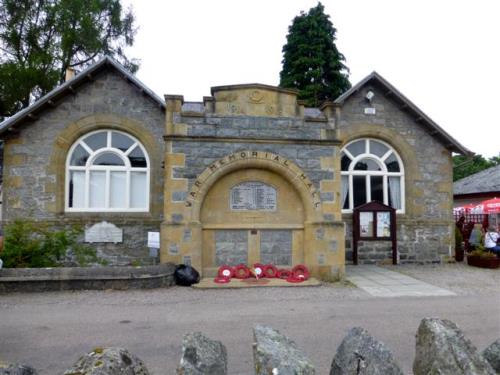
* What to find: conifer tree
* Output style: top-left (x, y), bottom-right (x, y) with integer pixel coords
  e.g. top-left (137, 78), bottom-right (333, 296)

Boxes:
top-left (280, 2), bottom-right (350, 107)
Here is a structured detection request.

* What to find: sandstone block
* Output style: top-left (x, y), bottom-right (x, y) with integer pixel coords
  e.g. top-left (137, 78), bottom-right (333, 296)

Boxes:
top-left (413, 318), bottom-right (495, 375)
top-left (63, 347), bottom-right (149, 375)
top-left (0, 363), bottom-right (37, 375)
top-left (330, 327), bottom-right (403, 375)
top-left (482, 339), bottom-right (500, 373)
top-left (253, 324), bottom-right (315, 375)
top-left (177, 332), bottom-right (227, 375)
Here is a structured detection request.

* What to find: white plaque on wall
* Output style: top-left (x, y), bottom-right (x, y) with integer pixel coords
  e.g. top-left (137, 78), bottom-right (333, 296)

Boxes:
top-left (230, 181), bottom-right (277, 211)
top-left (85, 221), bottom-right (123, 243)
top-left (147, 232), bottom-right (160, 248)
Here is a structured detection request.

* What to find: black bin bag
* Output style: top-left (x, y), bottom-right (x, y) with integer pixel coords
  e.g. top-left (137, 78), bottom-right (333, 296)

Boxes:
top-left (174, 264), bottom-right (200, 286)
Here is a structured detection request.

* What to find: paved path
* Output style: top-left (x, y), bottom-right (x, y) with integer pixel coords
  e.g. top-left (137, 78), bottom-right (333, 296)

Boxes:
top-left (346, 265), bottom-right (456, 297)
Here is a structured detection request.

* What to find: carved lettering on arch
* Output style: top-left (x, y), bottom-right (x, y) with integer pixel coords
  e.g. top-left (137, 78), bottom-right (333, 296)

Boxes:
top-left (184, 151), bottom-right (322, 210)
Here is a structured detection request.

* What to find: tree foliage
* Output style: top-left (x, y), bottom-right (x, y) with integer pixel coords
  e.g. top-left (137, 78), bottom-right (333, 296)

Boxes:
top-left (0, 0), bottom-right (138, 119)
top-left (279, 2), bottom-right (350, 107)
top-left (453, 154), bottom-right (500, 181)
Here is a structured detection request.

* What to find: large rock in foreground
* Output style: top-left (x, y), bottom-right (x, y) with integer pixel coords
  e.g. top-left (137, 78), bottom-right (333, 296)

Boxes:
top-left (253, 325), bottom-right (315, 375)
top-left (330, 327), bottom-right (403, 375)
top-left (413, 318), bottom-right (495, 375)
top-left (0, 363), bottom-right (37, 375)
top-left (177, 332), bottom-right (227, 375)
top-left (483, 339), bottom-right (500, 373)
top-left (63, 347), bottom-right (149, 375)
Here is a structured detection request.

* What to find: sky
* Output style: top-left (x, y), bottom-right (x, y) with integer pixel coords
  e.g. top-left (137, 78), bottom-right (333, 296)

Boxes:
top-left (121, 0), bottom-right (499, 158)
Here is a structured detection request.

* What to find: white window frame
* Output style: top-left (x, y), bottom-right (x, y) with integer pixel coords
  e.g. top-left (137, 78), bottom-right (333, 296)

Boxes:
top-left (341, 138), bottom-right (405, 213)
top-left (65, 129), bottom-right (150, 212)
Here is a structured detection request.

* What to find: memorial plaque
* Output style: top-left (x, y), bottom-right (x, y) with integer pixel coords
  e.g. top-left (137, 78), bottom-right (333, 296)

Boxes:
top-left (85, 221), bottom-right (123, 243)
top-left (230, 181), bottom-right (277, 211)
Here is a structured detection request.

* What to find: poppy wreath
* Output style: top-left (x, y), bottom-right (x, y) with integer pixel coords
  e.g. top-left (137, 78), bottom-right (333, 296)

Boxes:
top-left (291, 264), bottom-right (310, 280)
top-left (286, 275), bottom-right (305, 283)
top-left (213, 276), bottom-right (231, 284)
top-left (263, 264), bottom-right (279, 278)
top-left (233, 264), bottom-right (251, 279)
top-left (253, 263), bottom-right (265, 278)
top-left (277, 268), bottom-right (291, 279)
top-left (217, 265), bottom-right (234, 279)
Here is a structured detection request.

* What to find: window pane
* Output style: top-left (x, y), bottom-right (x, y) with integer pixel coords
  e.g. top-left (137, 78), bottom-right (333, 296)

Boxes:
top-left (347, 140), bottom-right (365, 157)
top-left (130, 172), bottom-right (147, 208)
top-left (341, 175), bottom-right (349, 209)
top-left (341, 153), bottom-right (351, 171)
top-left (110, 172), bottom-right (126, 208)
top-left (388, 177), bottom-right (402, 209)
top-left (371, 176), bottom-right (384, 203)
top-left (369, 140), bottom-right (389, 157)
top-left (93, 152), bottom-right (124, 166)
top-left (354, 158), bottom-right (381, 171)
top-left (112, 132), bottom-right (134, 152)
top-left (385, 153), bottom-right (400, 172)
top-left (353, 176), bottom-right (366, 208)
top-left (83, 132), bottom-right (107, 151)
top-left (70, 145), bottom-right (89, 166)
top-left (69, 171), bottom-right (85, 208)
top-left (89, 171), bottom-right (106, 208)
top-left (128, 146), bottom-right (147, 167)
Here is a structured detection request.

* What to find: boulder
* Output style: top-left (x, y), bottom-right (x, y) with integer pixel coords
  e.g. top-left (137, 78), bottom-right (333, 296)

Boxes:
top-left (177, 332), bottom-right (227, 375)
top-left (413, 318), bottom-right (495, 375)
top-left (253, 325), bottom-right (315, 375)
top-left (482, 339), bottom-right (500, 373)
top-left (0, 363), bottom-right (37, 375)
top-left (62, 347), bottom-right (149, 375)
top-left (330, 327), bottom-right (403, 375)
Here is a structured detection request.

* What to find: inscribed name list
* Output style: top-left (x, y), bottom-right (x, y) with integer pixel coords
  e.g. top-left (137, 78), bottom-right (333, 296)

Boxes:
top-left (230, 182), bottom-right (277, 211)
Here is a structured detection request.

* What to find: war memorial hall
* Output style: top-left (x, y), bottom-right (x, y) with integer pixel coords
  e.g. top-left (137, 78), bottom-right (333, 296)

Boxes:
top-left (0, 57), bottom-right (471, 279)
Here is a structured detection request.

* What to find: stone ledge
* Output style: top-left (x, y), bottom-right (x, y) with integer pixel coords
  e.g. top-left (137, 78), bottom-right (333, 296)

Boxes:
top-left (0, 263), bottom-right (175, 293)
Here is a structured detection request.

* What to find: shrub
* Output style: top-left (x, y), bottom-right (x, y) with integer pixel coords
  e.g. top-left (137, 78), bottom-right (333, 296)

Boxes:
top-left (1, 220), bottom-right (100, 268)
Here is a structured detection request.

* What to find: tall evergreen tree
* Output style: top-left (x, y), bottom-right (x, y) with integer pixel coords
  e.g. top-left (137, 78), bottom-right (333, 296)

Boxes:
top-left (0, 0), bottom-right (138, 120)
top-left (280, 2), bottom-right (350, 107)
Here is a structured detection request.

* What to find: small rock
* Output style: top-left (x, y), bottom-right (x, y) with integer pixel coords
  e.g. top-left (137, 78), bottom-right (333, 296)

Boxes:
top-left (0, 363), bottom-right (37, 375)
top-left (62, 347), bottom-right (149, 375)
top-left (177, 332), bottom-right (227, 375)
top-left (413, 318), bottom-right (495, 375)
top-left (253, 325), bottom-right (315, 375)
top-left (330, 327), bottom-right (403, 375)
top-left (483, 339), bottom-right (500, 373)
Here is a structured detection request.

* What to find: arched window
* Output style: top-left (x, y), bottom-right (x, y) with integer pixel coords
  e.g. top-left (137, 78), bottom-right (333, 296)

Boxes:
top-left (341, 138), bottom-right (404, 213)
top-left (66, 130), bottom-right (149, 211)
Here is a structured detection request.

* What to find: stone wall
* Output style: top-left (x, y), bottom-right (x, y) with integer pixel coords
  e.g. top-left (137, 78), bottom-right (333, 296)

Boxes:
top-left (338, 81), bottom-right (454, 264)
top-left (5, 319), bottom-right (498, 374)
top-left (1, 69), bottom-right (165, 265)
top-left (0, 263), bottom-right (175, 293)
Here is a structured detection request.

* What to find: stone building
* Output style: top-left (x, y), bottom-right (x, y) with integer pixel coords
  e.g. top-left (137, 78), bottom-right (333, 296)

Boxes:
top-left (0, 57), bottom-right (471, 278)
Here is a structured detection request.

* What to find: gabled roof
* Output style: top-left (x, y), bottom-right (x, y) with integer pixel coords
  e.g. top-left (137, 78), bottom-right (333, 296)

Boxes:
top-left (334, 71), bottom-right (472, 156)
top-left (0, 56), bottom-right (165, 134)
top-left (454, 164), bottom-right (500, 196)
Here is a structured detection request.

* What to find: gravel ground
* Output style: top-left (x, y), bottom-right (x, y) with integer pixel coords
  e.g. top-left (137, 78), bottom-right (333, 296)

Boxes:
top-left (0, 264), bottom-right (498, 374)
top-left (381, 262), bottom-right (500, 295)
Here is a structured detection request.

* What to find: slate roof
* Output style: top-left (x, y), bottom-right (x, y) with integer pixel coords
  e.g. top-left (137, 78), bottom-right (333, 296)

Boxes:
top-left (0, 56), bottom-right (165, 135)
top-left (453, 164), bottom-right (500, 195)
top-left (335, 71), bottom-right (472, 156)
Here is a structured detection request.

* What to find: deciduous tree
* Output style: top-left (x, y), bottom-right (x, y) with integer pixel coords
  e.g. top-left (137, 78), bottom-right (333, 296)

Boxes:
top-left (0, 0), bottom-right (138, 120)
